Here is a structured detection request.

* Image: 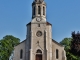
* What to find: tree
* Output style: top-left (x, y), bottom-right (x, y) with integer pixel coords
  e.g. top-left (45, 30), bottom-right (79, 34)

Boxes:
top-left (60, 38), bottom-right (79, 60)
top-left (0, 35), bottom-right (20, 60)
top-left (71, 31), bottom-right (80, 56)
top-left (60, 38), bottom-right (71, 51)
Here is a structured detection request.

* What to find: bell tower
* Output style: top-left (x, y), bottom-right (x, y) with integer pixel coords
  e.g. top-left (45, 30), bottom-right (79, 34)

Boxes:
top-left (26, 0), bottom-right (52, 60)
top-left (32, 0), bottom-right (46, 22)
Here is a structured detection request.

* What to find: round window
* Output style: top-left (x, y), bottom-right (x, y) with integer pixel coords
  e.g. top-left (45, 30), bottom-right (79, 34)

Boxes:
top-left (36, 31), bottom-right (42, 37)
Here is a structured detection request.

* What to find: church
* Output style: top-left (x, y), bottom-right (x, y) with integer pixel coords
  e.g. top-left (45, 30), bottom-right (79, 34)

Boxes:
top-left (13, 0), bottom-right (66, 60)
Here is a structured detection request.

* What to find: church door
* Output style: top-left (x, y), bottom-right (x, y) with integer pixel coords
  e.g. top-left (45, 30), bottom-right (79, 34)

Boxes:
top-left (36, 54), bottom-right (42, 60)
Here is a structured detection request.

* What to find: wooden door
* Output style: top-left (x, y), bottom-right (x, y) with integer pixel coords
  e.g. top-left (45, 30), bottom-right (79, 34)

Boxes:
top-left (36, 54), bottom-right (42, 60)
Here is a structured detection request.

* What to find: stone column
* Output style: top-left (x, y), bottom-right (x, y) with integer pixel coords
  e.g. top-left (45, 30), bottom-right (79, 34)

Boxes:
top-left (62, 50), bottom-right (67, 60)
top-left (30, 49), bottom-right (33, 60)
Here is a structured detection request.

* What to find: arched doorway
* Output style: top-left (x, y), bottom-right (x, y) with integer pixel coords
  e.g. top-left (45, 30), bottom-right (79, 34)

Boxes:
top-left (36, 49), bottom-right (42, 60)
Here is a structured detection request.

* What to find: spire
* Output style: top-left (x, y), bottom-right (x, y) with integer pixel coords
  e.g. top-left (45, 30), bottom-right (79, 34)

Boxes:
top-left (32, 0), bottom-right (46, 19)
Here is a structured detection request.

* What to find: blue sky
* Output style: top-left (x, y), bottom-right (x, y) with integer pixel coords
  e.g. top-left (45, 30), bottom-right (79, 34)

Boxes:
top-left (0, 0), bottom-right (80, 42)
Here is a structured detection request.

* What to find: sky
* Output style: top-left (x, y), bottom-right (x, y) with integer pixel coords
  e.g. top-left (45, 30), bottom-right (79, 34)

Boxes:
top-left (0, 0), bottom-right (80, 42)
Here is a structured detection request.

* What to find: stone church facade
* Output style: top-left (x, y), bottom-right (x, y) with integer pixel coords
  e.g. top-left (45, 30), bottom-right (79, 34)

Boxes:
top-left (13, 0), bottom-right (66, 60)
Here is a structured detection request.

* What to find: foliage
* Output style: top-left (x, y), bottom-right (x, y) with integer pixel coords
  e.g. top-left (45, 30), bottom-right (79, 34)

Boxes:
top-left (60, 38), bottom-right (79, 60)
top-left (60, 38), bottom-right (71, 51)
top-left (0, 35), bottom-right (20, 60)
top-left (71, 31), bottom-right (80, 56)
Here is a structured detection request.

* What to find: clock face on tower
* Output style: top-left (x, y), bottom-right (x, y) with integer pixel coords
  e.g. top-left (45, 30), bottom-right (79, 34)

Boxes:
top-left (36, 31), bottom-right (42, 37)
top-left (36, 18), bottom-right (41, 22)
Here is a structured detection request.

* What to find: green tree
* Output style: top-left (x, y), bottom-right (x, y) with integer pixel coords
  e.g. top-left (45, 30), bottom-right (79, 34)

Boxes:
top-left (60, 38), bottom-right (79, 60)
top-left (0, 35), bottom-right (20, 60)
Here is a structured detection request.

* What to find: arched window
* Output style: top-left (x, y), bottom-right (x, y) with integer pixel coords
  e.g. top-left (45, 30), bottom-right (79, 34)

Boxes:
top-left (38, 6), bottom-right (41, 15)
top-left (43, 7), bottom-right (45, 15)
top-left (36, 49), bottom-right (42, 60)
top-left (33, 6), bottom-right (35, 15)
top-left (20, 49), bottom-right (23, 59)
top-left (36, 49), bottom-right (42, 53)
top-left (56, 49), bottom-right (59, 59)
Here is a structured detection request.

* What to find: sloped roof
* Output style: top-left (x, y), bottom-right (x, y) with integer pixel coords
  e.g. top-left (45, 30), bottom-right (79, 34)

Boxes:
top-left (27, 22), bottom-right (31, 25)
top-left (14, 39), bottom-right (26, 47)
top-left (46, 22), bottom-right (52, 26)
top-left (52, 39), bottom-right (63, 47)
top-left (15, 39), bottom-right (63, 48)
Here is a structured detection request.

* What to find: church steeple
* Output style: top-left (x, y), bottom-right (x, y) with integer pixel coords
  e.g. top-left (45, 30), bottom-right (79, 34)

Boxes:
top-left (32, 0), bottom-right (46, 19)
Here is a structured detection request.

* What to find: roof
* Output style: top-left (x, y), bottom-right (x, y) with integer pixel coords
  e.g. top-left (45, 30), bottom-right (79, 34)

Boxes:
top-left (32, 0), bottom-right (46, 6)
top-left (14, 39), bottom-right (26, 47)
top-left (46, 22), bottom-right (52, 25)
top-left (14, 39), bottom-right (63, 48)
top-left (27, 22), bottom-right (31, 25)
top-left (27, 22), bottom-right (52, 26)
top-left (52, 39), bottom-right (63, 47)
